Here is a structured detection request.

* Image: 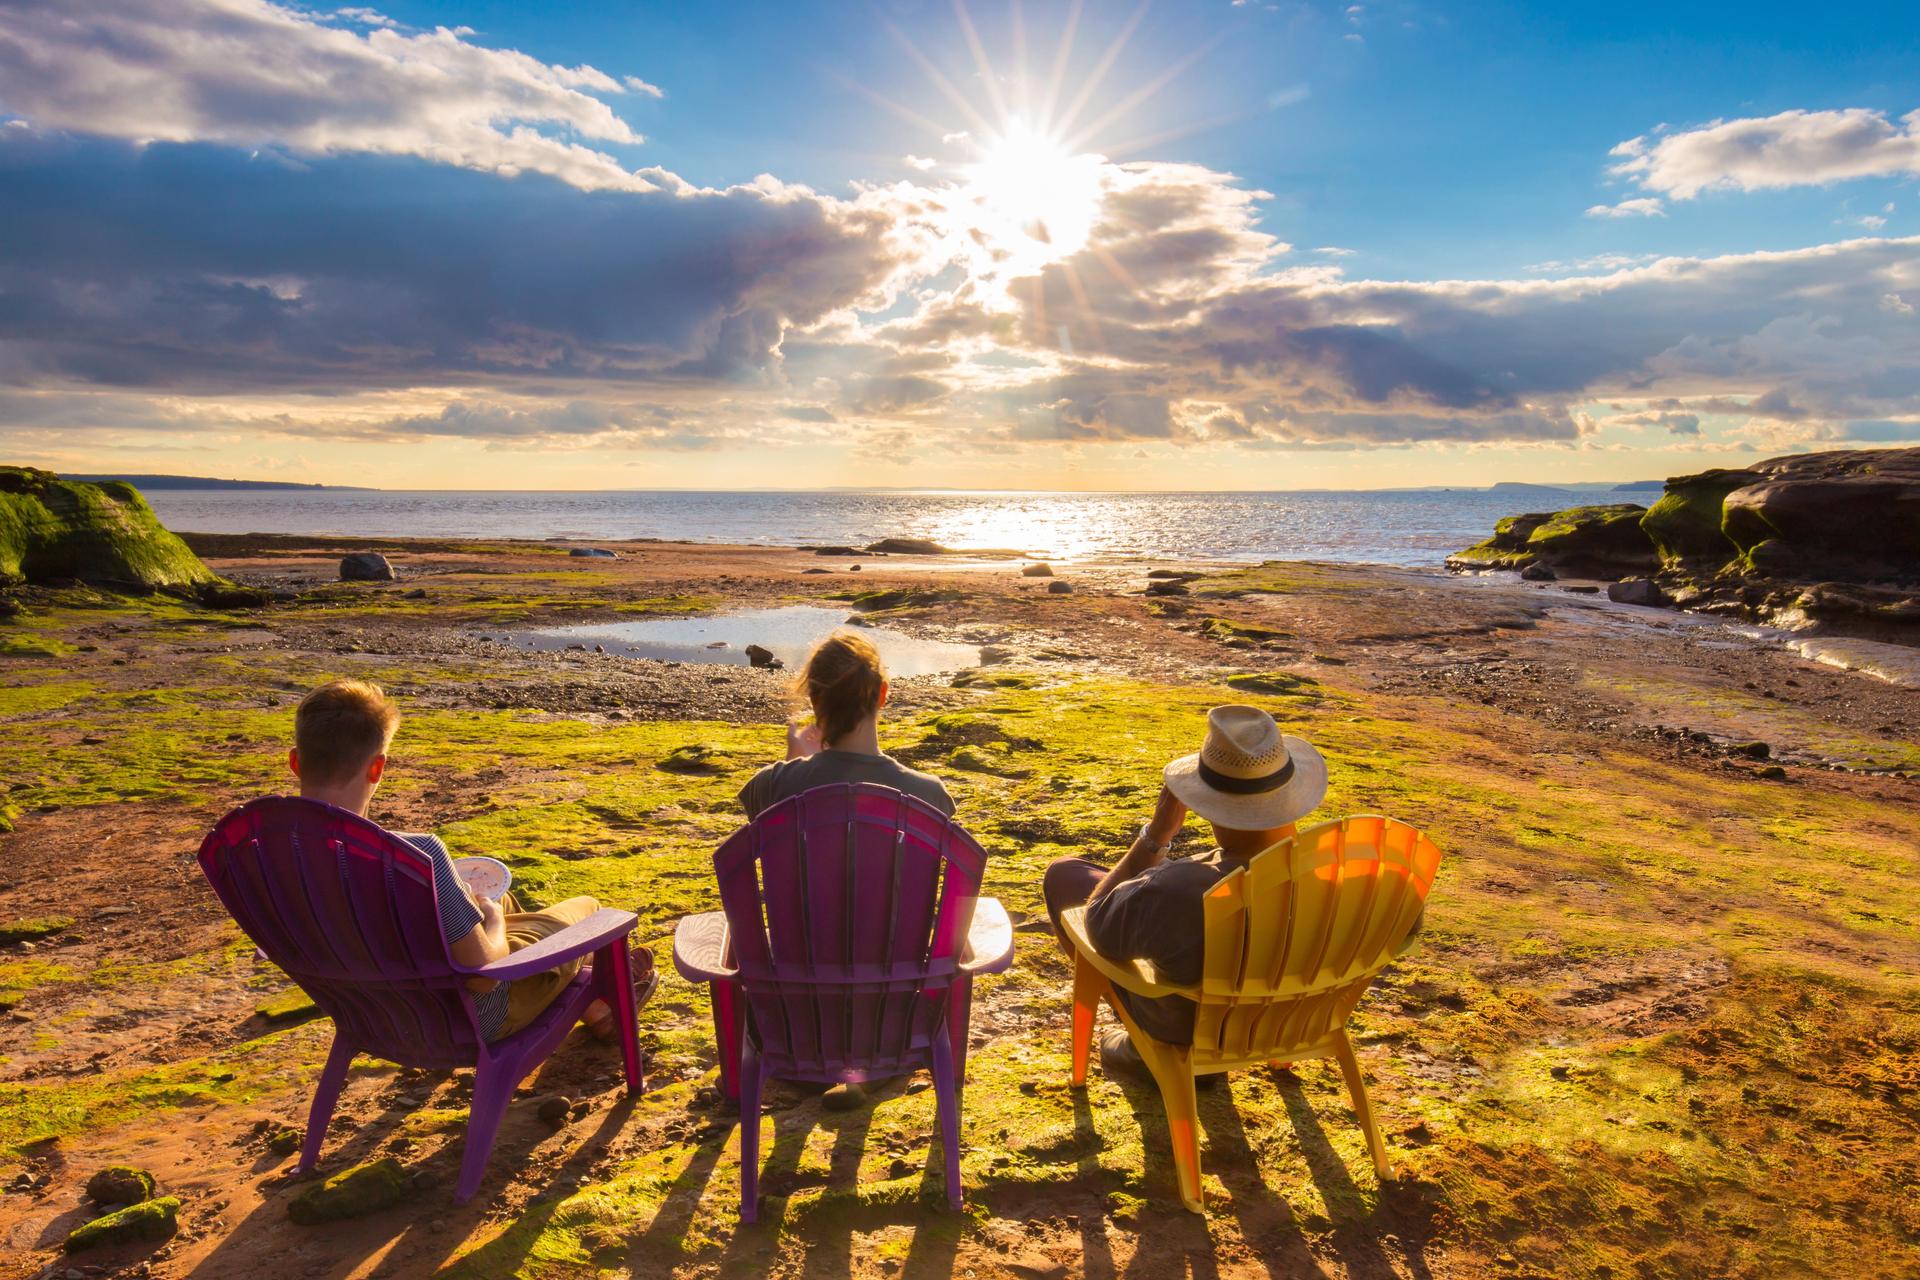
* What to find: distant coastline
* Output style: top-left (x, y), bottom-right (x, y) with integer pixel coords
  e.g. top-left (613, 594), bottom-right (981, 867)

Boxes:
top-left (67, 474), bottom-right (371, 492)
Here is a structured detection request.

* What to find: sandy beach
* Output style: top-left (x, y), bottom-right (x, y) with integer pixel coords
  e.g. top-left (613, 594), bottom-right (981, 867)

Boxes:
top-left (2, 534), bottom-right (1916, 1278)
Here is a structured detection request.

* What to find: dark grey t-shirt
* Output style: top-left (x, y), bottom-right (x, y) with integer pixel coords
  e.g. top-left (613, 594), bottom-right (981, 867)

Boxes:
top-left (1084, 852), bottom-right (1232, 1046)
top-left (738, 749), bottom-right (956, 820)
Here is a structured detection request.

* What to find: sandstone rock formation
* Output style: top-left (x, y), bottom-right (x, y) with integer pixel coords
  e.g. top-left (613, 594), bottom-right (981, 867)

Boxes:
top-left (1446, 503), bottom-right (1656, 578)
top-left (1453, 448), bottom-right (1920, 636)
top-left (0, 467), bottom-right (217, 591)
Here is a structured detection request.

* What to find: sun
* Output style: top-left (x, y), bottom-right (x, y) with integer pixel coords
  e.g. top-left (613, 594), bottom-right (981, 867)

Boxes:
top-left (961, 121), bottom-right (1104, 274)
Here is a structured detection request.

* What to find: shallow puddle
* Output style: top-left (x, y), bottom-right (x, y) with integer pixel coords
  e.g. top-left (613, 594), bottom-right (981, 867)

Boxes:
top-left (508, 605), bottom-right (982, 675)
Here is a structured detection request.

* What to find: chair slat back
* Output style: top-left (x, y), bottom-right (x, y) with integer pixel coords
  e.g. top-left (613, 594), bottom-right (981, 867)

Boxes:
top-left (713, 784), bottom-right (987, 1078)
top-left (197, 797), bottom-right (482, 1066)
top-left (1194, 816), bottom-right (1440, 1062)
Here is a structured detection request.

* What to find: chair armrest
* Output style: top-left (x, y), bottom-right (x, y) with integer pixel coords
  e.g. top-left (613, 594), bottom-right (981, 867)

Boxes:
top-left (672, 911), bottom-right (736, 983)
top-left (959, 897), bottom-right (1015, 975)
top-left (1060, 905), bottom-right (1198, 999)
top-left (459, 908), bottom-right (637, 983)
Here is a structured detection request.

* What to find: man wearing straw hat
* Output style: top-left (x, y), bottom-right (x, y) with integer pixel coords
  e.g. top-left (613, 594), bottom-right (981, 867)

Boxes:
top-left (1042, 705), bottom-right (1330, 1078)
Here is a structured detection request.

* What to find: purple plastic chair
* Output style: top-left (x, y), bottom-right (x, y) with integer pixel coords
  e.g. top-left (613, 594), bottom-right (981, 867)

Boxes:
top-left (672, 783), bottom-right (1014, 1220)
top-left (197, 796), bottom-right (645, 1203)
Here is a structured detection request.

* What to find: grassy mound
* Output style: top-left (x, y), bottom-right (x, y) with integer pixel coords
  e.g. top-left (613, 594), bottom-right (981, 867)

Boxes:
top-left (0, 468), bottom-right (216, 590)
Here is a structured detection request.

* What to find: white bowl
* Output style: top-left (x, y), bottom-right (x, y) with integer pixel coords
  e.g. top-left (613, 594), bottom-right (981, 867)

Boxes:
top-left (454, 856), bottom-right (512, 902)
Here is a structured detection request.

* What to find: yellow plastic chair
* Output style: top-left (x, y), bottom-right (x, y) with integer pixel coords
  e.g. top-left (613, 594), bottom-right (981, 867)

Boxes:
top-left (1062, 815), bottom-right (1442, 1212)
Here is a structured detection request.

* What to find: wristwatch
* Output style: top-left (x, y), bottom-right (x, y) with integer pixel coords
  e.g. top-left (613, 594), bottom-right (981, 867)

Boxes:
top-left (1138, 822), bottom-right (1174, 855)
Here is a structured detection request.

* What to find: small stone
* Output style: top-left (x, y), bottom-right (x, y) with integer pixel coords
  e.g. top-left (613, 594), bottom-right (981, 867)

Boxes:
top-left (1606, 577), bottom-right (1667, 607)
top-left (1732, 741), bottom-right (1771, 760)
top-left (536, 1096), bottom-right (574, 1129)
top-left (1021, 563), bottom-right (1054, 577)
top-left (745, 644), bottom-right (777, 668)
top-left (1519, 561), bottom-right (1556, 582)
top-left (338, 553), bottom-right (394, 582)
top-left (402, 588), bottom-right (427, 599)
top-left (85, 1166), bottom-right (156, 1205)
top-left (1756, 764), bottom-right (1788, 781)
top-left (65, 1198), bottom-right (179, 1252)
top-left (1045, 580), bottom-right (1072, 594)
top-left (567, 548), bottom-right (617, 559)
top-left (821, 1083), bottom-right (866, 1111)
top-left (1143, 582), bottom-right (1189, 597)
top-left (287, 1158), bottom-right (413, 1225)
top-left (849, 564), bottom-right (862, 571)
top-left (266, 1128), bottom-right (303, 1157)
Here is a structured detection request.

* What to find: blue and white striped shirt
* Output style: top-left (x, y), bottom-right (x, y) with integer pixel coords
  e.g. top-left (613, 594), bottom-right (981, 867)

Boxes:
top-left (398, 833), bottom-right (510, 1041)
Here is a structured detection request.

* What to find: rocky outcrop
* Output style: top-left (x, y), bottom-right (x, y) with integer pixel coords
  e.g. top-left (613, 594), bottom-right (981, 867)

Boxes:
top-left (1644, 449), bottom-right (1920, 634)
top-left (0, 467), bottom-right (217, 591)
top-left (1454, 448), bottom-right (1920, 637)
top-left (1447, 504), bottom-right (1656, 577)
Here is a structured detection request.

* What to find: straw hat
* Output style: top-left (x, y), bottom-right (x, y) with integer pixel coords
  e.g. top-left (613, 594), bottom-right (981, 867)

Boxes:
top-left (1162, 705), bottom-right (1327, 831)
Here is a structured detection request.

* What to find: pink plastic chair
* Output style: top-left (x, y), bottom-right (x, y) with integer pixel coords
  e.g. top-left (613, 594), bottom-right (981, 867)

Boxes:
top-left (197, 796), bottom-right (644, 1203)
top-left (673, 783), bottom-right (1014, 1220)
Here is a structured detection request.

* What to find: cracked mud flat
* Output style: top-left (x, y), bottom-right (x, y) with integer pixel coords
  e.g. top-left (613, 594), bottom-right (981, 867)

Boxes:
top-left (1, 536), bottom-right (1917, 1280)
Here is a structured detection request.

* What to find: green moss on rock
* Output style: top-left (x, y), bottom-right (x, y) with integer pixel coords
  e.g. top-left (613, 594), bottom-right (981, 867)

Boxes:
top-left (1640, 469), bottom-right (1757, 566)
top-left (0, 916), bottom-right (71, 944)
top-left (85, 1164), bottom-right (157, 1205)
top-left (0, 468), bottom-right (217, 590)
top-left (287, 1157), bottom-right (413, 1224)
top-left (1450, 504), bottom-right (1655, 575)
top-left (253, 987), bottom-right (318, 1024)
top-left (65, 1195), bottom-right (179, 1251)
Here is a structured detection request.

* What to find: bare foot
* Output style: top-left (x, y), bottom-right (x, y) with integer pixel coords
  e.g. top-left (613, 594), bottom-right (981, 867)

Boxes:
top-left (585, 945), bottom-right (657, 1041)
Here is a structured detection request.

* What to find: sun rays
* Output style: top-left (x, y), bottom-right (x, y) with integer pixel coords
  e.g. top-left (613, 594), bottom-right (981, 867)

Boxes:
top-left (845, 0), bottom-right (1226, 339)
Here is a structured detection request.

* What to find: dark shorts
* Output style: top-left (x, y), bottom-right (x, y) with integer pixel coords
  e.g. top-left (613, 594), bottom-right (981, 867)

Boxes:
top-left (1042, 856), bottom-right (1107, 937)
top-left (1041, 855), bottom-right (1197, 1046)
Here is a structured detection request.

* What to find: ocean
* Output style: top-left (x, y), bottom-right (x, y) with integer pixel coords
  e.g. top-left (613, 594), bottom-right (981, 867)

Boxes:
top-left (142, 487), bottom-right (1637, 568)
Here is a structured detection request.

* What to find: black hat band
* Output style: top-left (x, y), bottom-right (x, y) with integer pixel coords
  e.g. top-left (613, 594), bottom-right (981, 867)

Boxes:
top-left (1197, 753), bottom-right (1296, 795)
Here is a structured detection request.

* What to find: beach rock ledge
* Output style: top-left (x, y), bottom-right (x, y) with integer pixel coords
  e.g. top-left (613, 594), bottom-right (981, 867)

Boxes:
top-left (1450, 446), bottom-right (1920, 635)
top-left (0, 466), bottom-right (218, 592)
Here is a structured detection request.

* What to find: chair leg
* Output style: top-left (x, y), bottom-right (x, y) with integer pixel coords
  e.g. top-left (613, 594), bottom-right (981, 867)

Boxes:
top-left (712, 980), bottom-right (742, 1103)
top-left (456, 1054), bottom-right (517, 1204)
top-left (1069, 953), bottom-right (1103, 1088)
top-left (1332, 1030), bottom-right (1392, 1180)
top-left (947, 975), bottom-right (974, 1090)
top-left (738, 1035), bottom-right (764, 1224)
top-left (594, 939), bottom-right (645, 1093)
top-left (1138, 1038), bottom-right (1204, 1214)
top-left (930, 1022), bottom-right (964, 1210)
top-left (299, 1035), bottom-right (356, 1175)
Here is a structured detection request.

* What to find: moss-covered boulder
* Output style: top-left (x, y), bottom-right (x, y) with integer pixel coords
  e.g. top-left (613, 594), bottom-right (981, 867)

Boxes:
top-left (65, 1196), bottom-right (179, 1251)
top-left (85, 1164), bottom-right (157, 1205)
top-left (1448, 504), bottom-right (1655, 577)
top-left (1640, 467), bottom-right (1758, 566)
top-left (1717, 448), bottom-right (1920, 577)
top-left (287, 1158), bottom-right (413, 1224)
top-left (0, 467), bottom-right (216, 590)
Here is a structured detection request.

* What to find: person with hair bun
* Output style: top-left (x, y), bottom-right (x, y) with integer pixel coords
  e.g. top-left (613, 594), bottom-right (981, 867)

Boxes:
top-left (737, 630), bottom-right (954, 821)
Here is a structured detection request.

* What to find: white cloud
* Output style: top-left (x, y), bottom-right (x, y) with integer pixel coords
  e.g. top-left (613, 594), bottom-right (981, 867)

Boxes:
top-left (1611, 107), bottom-right (1920, 199)
top-left (1585, 197), bottom-right (1665, 219)
top-left (903, 155), bottom-right (937, 171)
top-left (0, 0), bottom-right (663, 191)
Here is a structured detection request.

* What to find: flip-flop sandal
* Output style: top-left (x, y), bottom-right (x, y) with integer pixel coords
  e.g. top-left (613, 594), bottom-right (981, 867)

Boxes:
top-left (585, 945), bottom-right (658, 1040)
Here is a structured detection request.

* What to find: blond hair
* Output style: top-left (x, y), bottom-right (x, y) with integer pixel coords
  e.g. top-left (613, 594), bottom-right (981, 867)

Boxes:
top-left (294, 679), bottom-right (400, 785)
top-left (793, 631), bottom-right (886, 748)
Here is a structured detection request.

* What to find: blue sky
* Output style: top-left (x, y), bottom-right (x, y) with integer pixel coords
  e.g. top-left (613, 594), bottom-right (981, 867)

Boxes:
top-left (359, 0), bottom-right (1920, 276)
top-left (0, 0), bottom-right (1916, 488)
